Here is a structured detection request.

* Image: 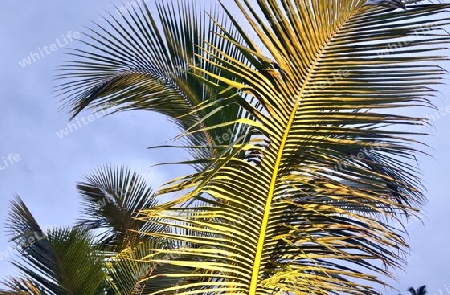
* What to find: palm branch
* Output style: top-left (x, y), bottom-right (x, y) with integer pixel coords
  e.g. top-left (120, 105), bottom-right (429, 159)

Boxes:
top-left (76, 165), bottom-right (166, 251)
top-left (1, 167), bottom-right (190, 294)
top-left (131, 0), bottom-right (450, 294)
top-left (56, 0), bottom-right (251, 164)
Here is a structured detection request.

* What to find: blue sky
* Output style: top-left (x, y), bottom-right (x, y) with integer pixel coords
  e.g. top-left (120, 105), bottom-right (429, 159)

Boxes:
top-left (0, 1), bottom-right (449, 294)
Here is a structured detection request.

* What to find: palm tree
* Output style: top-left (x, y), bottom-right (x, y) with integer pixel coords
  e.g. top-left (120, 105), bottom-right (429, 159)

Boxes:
top-left (0, 166), bottom-right (188, 294)
top-left (75, 165), bottom-right (193, 294)
top-left (6, 0), bottom-right (450, 294)
top-left (0, 196), bottom-right (107, 295)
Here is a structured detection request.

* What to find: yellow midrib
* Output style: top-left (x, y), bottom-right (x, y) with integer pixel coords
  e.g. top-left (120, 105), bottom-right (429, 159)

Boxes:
top-left (248, 11), bottom-right (355, 294)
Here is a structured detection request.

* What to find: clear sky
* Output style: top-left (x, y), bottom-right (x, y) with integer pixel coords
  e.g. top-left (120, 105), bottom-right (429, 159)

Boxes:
top-left (0, 1), bottom-right (449, 294)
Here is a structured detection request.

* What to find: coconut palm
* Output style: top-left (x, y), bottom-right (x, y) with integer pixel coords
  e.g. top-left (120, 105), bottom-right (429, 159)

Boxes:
top-left (0, 166), bottom-right (189, 295)
top-left (8, 0), bottom-right (450, 294)
top-left (0, 196), bottom-right (107, 295)
top-left (75, 165), bottom-right (194, 294)
top-left (75, 165), bottom-right (166, 251)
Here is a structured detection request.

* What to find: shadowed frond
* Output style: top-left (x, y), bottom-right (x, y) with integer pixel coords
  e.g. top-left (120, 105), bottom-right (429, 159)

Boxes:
top-left (408, 285), bottom-right (428, 295)
top-left (105, 240), bottom-right (194, 295)
top-left (366, 0), bottom-right (406, 9)
top-left (56, 0), bottom-right (251, 163)
top-left (135, 0), bottom-right (450, 294)
top-left (5, 195), bottom-right (46, 247)
top-left (76, 165), bottom-right (166, 251)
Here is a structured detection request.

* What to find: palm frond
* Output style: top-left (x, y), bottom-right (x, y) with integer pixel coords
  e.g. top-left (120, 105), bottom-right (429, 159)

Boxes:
top-left (56, 0), bottom-right (251, 163)
top-left (5, 195), bottom-right (46, 247)
top-left (417, 285), bottom-right (428, 295)
top-left (408, 286), bottom-right (418, 295)
top-left (136, 0), bottom-right (450, 294)
top-left (76, 165), bottom-right (166, 251)
top-left (105, 240), bottom-right (194, 295)
top-left (408, 285), bottom-right (428, 295)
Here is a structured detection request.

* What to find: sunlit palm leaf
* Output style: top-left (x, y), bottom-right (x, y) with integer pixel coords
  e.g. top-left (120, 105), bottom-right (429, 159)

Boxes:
top-left (137, 1), bottom-right (450, 294)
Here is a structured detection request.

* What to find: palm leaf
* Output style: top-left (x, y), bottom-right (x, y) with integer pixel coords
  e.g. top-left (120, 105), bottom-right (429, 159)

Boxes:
top-left (56, 0), bottom-right (251, 163)
top-left (408, 285), bottom-right (428, 295)
top-left (136, 0), bottom-right (450, 294)
top-left (76, 165), bottom-right (166, 251)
